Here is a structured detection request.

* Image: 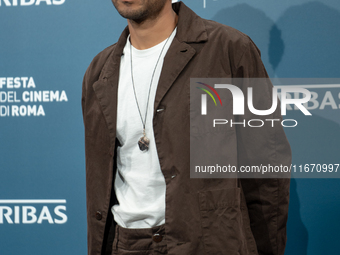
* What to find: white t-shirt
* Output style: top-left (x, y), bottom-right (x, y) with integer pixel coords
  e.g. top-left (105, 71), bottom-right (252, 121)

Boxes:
top-left (111, 29), bottom-right (176, 229)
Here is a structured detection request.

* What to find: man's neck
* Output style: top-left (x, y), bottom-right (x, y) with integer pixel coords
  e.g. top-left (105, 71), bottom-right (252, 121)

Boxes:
top-left (127, 4), bottom-right (178, 50)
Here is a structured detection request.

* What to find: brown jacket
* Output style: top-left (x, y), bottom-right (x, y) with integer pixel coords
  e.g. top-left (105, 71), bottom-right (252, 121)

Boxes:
top-left (82, 2), bottom-right (291, 255)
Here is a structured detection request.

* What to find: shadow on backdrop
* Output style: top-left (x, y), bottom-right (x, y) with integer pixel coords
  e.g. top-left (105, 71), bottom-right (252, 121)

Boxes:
top-left (284, 110), bottom-right (340, 255)
top-left (276, 1), bottom-right (340, 78)
top-left (277, 3), bottom-right (340, 253)
top-left (212, 3), bottom-right (285, 77)
top-left (212, 2), bottom-right (340, 255)
top-left (286, 178), bottom-right (309, 255)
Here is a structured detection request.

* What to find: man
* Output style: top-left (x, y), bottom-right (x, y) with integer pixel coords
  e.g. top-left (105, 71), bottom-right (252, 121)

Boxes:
top-left (82, 1), bottom-right (291, 254)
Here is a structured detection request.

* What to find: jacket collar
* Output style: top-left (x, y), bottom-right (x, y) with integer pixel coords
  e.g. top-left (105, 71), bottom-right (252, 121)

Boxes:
top-left (173, 1), bottom-right (208, 43)
top-left (93, 2), bottom-right (207, 148)
top-left (100, 1), bottom-right (208, 79)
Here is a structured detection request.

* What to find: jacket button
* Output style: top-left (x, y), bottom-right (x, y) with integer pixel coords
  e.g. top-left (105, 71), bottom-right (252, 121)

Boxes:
top-left (95, 211), bottom-right (102, 221)
top-left (153, 233), bottom-right (163, 243)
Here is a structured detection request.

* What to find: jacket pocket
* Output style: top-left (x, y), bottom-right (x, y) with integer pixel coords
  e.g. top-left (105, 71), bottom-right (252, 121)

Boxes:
top-left (199, 188), bottom-right (244, 255)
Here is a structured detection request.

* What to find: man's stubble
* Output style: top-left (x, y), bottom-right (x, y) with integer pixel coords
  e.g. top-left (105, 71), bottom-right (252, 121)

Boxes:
top-left (112, 0), bottom-right (168, 23)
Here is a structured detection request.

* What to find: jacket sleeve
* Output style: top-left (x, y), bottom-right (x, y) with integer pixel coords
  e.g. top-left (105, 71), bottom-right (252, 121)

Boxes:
top-left (234, 38), bottom-right (291, 255)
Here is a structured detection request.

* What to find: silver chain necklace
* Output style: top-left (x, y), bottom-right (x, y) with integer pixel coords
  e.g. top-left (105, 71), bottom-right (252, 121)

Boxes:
top-left (130, 31), bottom-right (174, 151)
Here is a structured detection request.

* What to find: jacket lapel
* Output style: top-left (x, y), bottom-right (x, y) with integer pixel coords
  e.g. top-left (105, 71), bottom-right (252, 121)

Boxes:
top-left (92, 28), bottom-right (129, 148)
top-left (92, 77), bottom-right (118, 148)
top-left (154, 1), bottom-right (208, 112)
top-left (91, 1), bottom-right (208, 146)
top-left (154, 38), bottom-right (196, 112)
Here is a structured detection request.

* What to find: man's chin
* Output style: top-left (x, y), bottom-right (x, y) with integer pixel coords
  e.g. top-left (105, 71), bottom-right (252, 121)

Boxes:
top-left (118, 10), bottom-right (148, 22)
top-left (113, 3), bottom-right (146, 20)
top-left (113, 0), bottom-right (168, 22)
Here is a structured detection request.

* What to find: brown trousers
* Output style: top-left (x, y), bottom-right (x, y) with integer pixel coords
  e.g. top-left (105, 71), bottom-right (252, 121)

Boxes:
top-left (112, 224), bottom-right (167, 255)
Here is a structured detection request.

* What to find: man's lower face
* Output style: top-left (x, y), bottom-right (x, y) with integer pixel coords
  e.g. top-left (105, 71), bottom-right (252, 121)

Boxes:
top-left (112, 0), bottom-right (168, 22)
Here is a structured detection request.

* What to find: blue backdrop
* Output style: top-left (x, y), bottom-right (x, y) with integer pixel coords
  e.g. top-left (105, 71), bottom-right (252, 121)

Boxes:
top-left (1, 0), bottom-right (339, 254)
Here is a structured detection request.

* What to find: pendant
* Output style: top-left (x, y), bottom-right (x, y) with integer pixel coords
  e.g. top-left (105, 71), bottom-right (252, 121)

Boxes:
top-left (138, 135), bottom-right (149, 151)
